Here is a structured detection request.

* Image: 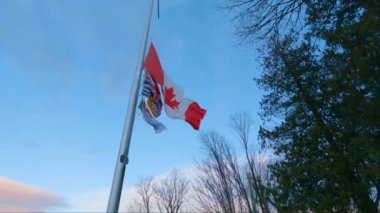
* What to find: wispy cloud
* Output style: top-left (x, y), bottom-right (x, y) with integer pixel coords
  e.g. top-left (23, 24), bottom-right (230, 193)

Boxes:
top-left (60, 187), bottom-right (131, 212)
top-left (0, 177), bottom-right (64, 212)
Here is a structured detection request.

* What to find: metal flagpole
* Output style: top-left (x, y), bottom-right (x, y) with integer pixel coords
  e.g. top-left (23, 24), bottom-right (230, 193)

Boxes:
top-left (107, 0), bottom-right (155, 212)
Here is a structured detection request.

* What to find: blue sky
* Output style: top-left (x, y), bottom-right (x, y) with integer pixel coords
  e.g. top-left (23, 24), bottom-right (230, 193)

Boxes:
top-left (0, 0), bottom-right (262, 211)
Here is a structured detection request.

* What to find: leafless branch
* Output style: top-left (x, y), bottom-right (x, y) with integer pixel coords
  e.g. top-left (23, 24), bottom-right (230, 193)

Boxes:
top-left (136, 176), bottom-right (154, 213)
top-left (153, 169), bottom-right (189, 213)
top-left (222, 0), bottom-right (304, 42)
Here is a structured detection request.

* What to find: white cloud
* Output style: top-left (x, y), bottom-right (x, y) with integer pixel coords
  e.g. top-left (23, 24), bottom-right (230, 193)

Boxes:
top-left (59, 165), bottom-right (198, 212)
top-left (59, 187), bottom-right (134, 212)
top-left (0, 177), bottom-right (63, 212)
top-left (60, 155), bottom-right (273, 212)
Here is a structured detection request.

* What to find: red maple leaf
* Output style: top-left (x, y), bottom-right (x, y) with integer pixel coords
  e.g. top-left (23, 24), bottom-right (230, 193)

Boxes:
top-left (165, 87), bottom-right (180, 109)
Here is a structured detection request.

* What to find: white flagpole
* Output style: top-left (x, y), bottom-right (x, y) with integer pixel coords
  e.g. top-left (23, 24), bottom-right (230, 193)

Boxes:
top-left (107, 0), bottom-right (155, 212)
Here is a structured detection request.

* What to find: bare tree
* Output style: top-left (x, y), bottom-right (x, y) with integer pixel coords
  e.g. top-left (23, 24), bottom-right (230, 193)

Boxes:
top-left (153, 169), bottom-right (189, 213)
top-left (126, 199), bottom-right (144, 213)
top-left (125, 176), bottom-right (154, 212)
top-left (230, 112), bottom-right (270, 212)
top-left (136, 176), bottom-right (154, 213)
top-left (194, 131), bottom-right (237, 213)
top-left (194, 112), bottom-right (273, 213)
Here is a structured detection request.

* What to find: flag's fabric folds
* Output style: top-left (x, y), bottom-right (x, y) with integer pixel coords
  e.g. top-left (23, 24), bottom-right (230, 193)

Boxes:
top-left (143, 43), bottom-right (206, 130)
top-left (140, 72), bottom-right (166, 133)
top-left (139, 101), bottom-right (166, 133)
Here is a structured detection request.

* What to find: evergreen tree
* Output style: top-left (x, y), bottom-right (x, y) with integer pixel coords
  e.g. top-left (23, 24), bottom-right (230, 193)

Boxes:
top-left (225, 0), bottom-right (380, 211)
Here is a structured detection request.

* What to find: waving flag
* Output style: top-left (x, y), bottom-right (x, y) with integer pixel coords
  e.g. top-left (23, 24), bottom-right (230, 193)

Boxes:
top-left (143, 43), bottom-right (206, 130)
top-left (140, 72), bottom-right (166, 133)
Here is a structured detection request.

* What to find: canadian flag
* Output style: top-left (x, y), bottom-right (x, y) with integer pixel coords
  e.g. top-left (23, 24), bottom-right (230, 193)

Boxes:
top-left (144, 43), bottom-right (206, 130)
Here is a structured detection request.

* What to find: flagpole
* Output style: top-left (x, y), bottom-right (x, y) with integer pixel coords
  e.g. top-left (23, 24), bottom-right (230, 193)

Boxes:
top-left (107, 0), bottom-right (155, 212)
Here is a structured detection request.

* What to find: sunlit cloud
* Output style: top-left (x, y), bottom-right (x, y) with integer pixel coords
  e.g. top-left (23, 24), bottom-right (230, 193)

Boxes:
top-left (0, 177), bottom-right (63, 212)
